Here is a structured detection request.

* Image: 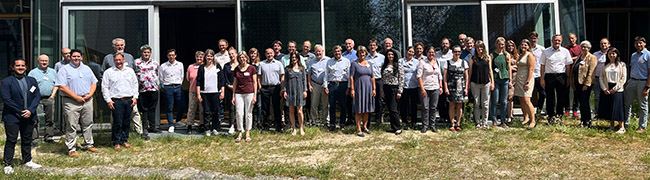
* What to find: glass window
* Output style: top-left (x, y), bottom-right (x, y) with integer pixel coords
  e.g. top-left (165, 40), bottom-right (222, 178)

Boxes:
top-left (410, 5), bottom-right (482, 49)
top-left (32, 0), bottom-right (60, 66)
top-left (559, 0), bottom-right (585, 46)
top-left (0, 19), bottom-right (23, 77)
top-left (486, 3), bottom-right (556, 49)
top-left (324, 0), bottom-right (403, 56)
top-left (241, 0), bottom-right (321, 52)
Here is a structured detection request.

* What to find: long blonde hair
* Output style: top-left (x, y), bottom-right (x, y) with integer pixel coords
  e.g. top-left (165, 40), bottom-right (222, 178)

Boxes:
top-left (472, 40), bottom-right (490, 62)
top-left (506, 40), bottom-right (519, 60)
top-left (494, 37), bottom-right (508, 54)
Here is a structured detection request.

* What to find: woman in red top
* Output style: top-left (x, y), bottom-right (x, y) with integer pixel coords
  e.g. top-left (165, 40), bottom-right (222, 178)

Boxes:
top-left (232, 51), bottom-right (257, 142)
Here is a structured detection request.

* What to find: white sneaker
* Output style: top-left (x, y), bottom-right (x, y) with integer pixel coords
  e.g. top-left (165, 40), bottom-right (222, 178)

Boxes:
top-left (212, 129), bottom-right (219, 136)
top-left (4, 166), bottom-right (13, 174)
top-left (205, 130), bottom-right (211, 136)
top-left (168, 126), bottom-right (175, 133)
top-left (616, 128), bottom-right (626, 134)
top-left (24, 161), bottom-right (42, 169)
top-left (228, 126), bottom-right (235, 134)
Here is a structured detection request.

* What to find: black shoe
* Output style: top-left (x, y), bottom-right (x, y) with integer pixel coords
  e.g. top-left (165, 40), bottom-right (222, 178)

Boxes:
top-left (363, 129), bottom-right (371, 134)
top-left (431, 126), bottom-right (438, 133)
top-left (150, 128), bottom-right (161, 133)
top-left (420, 128), bottom-right (427, 133)
top-left (31, 142), bottom-right (39, 148)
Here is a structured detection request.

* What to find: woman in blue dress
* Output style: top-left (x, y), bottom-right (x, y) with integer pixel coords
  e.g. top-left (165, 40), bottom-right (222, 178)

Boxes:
top-left (350, 46), bottom-right (376, 137)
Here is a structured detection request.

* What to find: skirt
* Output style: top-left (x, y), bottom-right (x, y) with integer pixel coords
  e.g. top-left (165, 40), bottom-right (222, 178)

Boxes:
top-left (597, 83), bottom-right (624, 122)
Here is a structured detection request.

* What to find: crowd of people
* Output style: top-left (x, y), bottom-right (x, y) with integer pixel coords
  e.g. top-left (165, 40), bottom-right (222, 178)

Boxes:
top-left (1, 32), bottom-right (649, 174)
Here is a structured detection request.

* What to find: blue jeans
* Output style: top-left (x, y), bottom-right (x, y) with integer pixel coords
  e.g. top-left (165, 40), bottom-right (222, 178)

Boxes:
top-left (328, 83), bottom-right (348, 127)
top-left (490, 78), bottom-right (509, 124)
top-left (624, 79), bottom-right (649, 129)
top-left (111, 99), bottom-right (133, 145)
top-left (164, 85), bottom-right (183, 126)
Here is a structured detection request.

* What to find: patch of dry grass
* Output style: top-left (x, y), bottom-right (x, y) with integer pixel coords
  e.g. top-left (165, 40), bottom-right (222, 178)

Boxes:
top-left (4, 118), bottom-right (650, 179)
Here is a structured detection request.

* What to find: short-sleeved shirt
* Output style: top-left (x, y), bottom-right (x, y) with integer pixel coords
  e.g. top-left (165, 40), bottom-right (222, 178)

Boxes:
top-left (102, 52), bottom-right (135, 70)
top-left (55, 62), bottom-right (98, 96)
top-left (630, 48), bottom-right (650, 80)
top-left (234, 65), bottom-right (257, 94)
top-left (343, 50), bottom-right (358, 61)
top-left (54, 59), bottom-right (69, 72)
top-left (417, 59), bottom-right (443, 90)
top-left (28, 67), bottom-right (57, 97)
top-left (134, 58), bottom-right (159, 92)
top-left (531, 43), bottom-right (545, 77)
top-left (565, 44), bottom-right (581, 58)
top-left (593, 50), bottom-right (608, 78)
top-left (308, 56), bottom-right (329, 84)
top-left (324, 57), bottom-right (351, 87)
top-left (258, 59), bottom-right (285, 86)
top-left (187, 64), bottom-right (200, 93)
top-left (400, 57), bottom-right (420, 89)
top-left (367, 53), bottom-right (385, 79)
top-left (540, 47), bottom-right (573, 74)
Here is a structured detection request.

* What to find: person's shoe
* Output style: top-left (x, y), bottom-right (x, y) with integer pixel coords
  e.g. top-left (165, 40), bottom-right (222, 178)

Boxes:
top-left (431, 126), bottom-right (438, 133)
top-left (363, 129), bottom-right (371, 134)
top-left (229, 126), bottom-right (236, 135)
top-left (4, 166), bottom-right (13, 174)
top-left (168, 126), bottom-right (175, 133)
top-left (68, 151), bottom-right (78, 157)
top-left (212, 129), bottom-right (219, 136)
top-left (420, 128), bottom-right (427, 133)
top-left (142, 135), bottom-right (151, 140)
top-left (205, 130), bottom-right (211, 136)
top-left (122, 143), bottom-right (132, 148)
top-left (395, 129), bottom-right (402, 135)
top-left (506, 118), bottom-right (512, 123)
top-left (176, 121), bottom-right (188, 127)
top-left (87, 147), bottom-right (99, 153)
top-left (636, 128), bottom-right (645, 133)
top-left (573, 112), bottom-right (579, 118)
top-left (32, 141), bottom-right (39, 148)
top-left (357, 132), bottom-right (365, 137)
top-left (329, 126), bottom-right (336, 132)
top-left (24, 161), bottom-right (42, 169)
top-left (150, 128), bottom-right (161, 133)
top-left (564, 111), bottom-right (570, 117)
top-left (113, 145), bottom-right (122, 151)
top-left (616, 128), bottom-right (626, 134)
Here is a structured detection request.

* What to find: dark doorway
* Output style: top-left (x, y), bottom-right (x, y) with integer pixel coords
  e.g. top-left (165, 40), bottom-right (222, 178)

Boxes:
top-left (160, 7), bottom-right (237, 67)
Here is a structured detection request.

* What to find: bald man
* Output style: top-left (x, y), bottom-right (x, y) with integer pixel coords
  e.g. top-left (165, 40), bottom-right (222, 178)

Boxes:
top-left (55, 48), bottom-right (71, 72)
top-left (28, 54), bottom-right (59, 144)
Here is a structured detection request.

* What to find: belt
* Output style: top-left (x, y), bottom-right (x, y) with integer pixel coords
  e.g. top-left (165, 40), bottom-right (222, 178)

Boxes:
top-left (112, 97), bottom-right (133, 101)
top-left (329, 81), bottom-right (347, 85)
top-left (545, 73), bottom-right (564, 75)
top-left (261, 85), bottom-right (279, 88)
top-left (164, 84), bottom-right (181, 87)
top-left (311, 80), bottom-right (323, 85)
top-left (631, 78), bottom-right (647, 81)
top-left (41, 96), bottom-right (51, 99)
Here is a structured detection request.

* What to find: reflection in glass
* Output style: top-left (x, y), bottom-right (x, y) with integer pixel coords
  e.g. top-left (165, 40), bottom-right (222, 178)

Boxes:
top-left (487, 3), bottom-right (555, 48)
top-left (325, 0), bottom-right (402, 56)
top-left (0, 20), bottom-right (23, 77)
top-left (241, 0), bottom-right (321, 51)
top-left (411, 5), bottom-right (482, 48)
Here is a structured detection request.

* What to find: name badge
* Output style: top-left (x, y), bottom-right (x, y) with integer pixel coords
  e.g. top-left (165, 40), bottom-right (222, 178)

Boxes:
top-left (494, 68), bottom-right (500, 73)
top-left (293, 69), bottom-right (300, 72)
top-left (580, 61), bottom-right (586, 65)
top-left (639, 58), bottom-right (645, 64)
top-left (124, 62), bottom-right (129, 67)
top-left (43, 77), bottom-right (49, 81)
top-left (194, 65), bottom-right (200, 68)
top-left (30, 86), bottom-right (36, 93)
top-left (244, 72), bottom-right (250, 76)
top-left (79, 73), bottom-right (83, 78)
top-left (318, 68), bottom-right (324, 72)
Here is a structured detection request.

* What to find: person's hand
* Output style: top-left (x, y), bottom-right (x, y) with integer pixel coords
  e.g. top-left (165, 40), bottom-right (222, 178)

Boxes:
top-left (397, 93), bottom-right (402, 99)
top-left (303, 91), bottom-right (307, 98)
top-left (131, 98), bottom-right (137, 107)
top-left (509, 82), bottom-right (514, 89)
top-left (464, 88), bottom-right (468, 96)
top-left (445, 88), bottom-right (450, 95)
top-left (309, 85), bottom-right (313, 92)
top-left (540, 79), bottom-right (546, 88)
top-left (82, 94), bottom-right (92, 101)
top-left (490, 83), bottom-right (495, 91)
top-left (421, 89), bottom-right (427, 98)
top-left (108, 101), bottom-right (115, 110)
top-left (643, 88), bottom-right (649, 97)
top-left (325, 88), bottom-right (329, 95)
top-left (283, 91), bottom-right (288, 99)
top-left (21, 110), bottom-right (31, 118)
top-left (524, 84), bottom-right (529, 91)
top-left (252, 95), bottom-right (257, 104)
top-left (232, 98), bottom-right (236, 105)
top-left (49, 95), bottom-right (55, 99)
top-left (603, 90), bottom-right (610, 95)
top-left (220, 91), bottom-right (225, 100)
top-left (372, 89), bottom-right (376, 97)
top-left (198, 95), bottom-right (203, 102)
top-left (350, 89), bottom-right (355, 99)
top-left (582, 86), bottom-right (588, 91)
top-left (74, 95), bottom-right (85, 103)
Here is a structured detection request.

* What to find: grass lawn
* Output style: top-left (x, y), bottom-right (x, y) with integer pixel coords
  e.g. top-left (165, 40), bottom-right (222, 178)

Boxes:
top-left (1, 117), bottom-right (649, 179)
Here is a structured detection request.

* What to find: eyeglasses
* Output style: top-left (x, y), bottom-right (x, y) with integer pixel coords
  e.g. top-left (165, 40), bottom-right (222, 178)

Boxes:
top-left (452, 51), bottom-right (461, 53)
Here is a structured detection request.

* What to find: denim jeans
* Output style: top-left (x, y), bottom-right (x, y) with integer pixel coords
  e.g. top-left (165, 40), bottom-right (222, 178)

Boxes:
top-left (624, 79), bottom-right (649, 129)
top-left (163, 85), bottom-right (183, 126)
top-left (490, 78), bottom-right (509, 124)
top-left (111, 99), bottom-right (133, 145)
top-left (328, 83), bottom-right (348, 127)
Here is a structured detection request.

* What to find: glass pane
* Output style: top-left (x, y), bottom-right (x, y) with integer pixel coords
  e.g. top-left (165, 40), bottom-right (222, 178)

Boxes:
top-left (325, 0), bottom-right (402, 56)
top-left (0, 19), bottom-right (23, 77)
top-left (69, 9), bottom-right (149, 123)
top-left (487, 3), bottom-right (555, 49)
top-left (0, 0), bottom-right (29, 13)
top-left (559, 0), bottom-right (585, 46)
top-left (241, 0), bottom-right (321, 51)
top-left (411, 5), bottom-right (482, 48)
top-left (32, 0), bottom-right (60, 66)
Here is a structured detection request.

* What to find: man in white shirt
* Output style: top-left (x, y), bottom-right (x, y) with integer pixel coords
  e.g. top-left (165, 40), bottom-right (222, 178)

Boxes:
top-left (592, 38), bottom-right (610, 116)
top-left (101, 53), bottom-right (138, 151)
top-left (529, 31), bottom-right (547, 114)
top-left (540, 34), bottom-right (573, 124)
top-left (215, 39), bottom-right (230, 68)
top-left (159, 49), bottom-right (185, 133)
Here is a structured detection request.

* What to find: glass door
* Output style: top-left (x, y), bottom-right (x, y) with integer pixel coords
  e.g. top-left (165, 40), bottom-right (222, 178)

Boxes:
top-left (407, 2), bottom-right (482, 48)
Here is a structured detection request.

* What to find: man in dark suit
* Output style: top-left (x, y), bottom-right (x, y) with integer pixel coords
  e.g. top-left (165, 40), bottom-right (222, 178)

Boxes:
top-left (1, 59), bottom-right (42, 174)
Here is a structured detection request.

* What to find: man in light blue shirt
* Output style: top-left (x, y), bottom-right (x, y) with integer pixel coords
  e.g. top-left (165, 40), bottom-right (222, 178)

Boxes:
top-left (54, 48), bottom-right (71, 72)
top-left (28, 54), bottom-right (59, 144)
top-left (624, 36), bottom-right (650, 132)
top-left (281, 41), bottom-right (308, 69)
top-left (307, 44), bottom-right (330, 126)
top-left (324, 45), bottom-right (350, 131)
top-left (258, 48), bottom-right (285, 131)
top-left (367, 39), bottom-right (385, 123)
top-left (55, 49), bottom-right (99, 156)
top-left (342, 39), bottom-right (358, 61)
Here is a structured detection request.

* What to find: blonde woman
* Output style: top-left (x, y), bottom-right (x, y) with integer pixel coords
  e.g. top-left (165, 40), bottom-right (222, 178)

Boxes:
top-left (489, 37), bottom-right (512, 127)
top-left (232, 51), bottom-right (257, 142)
top-left (468, 40), bottom-right (494, 129)
top-left (516, 39), bottom-right (537, 130)
top-left (350, 46), bottom-right (376, 137)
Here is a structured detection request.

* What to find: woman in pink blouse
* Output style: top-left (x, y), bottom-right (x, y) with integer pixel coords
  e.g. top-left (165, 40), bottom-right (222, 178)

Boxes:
top-left (186, 51), bottom-right (204, 133)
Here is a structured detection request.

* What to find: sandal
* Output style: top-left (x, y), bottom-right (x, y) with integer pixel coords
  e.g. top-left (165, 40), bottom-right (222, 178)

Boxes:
top-left (455, 126), bottom-right (461, 131)
top-left (235, 133), bottom-right (242, 143)
top-left (450, 125), bottom-right (456, 131)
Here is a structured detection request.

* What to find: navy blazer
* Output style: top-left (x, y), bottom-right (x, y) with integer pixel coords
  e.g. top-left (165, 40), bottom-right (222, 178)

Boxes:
top-left (0, 75), bottom-right (40, 123)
